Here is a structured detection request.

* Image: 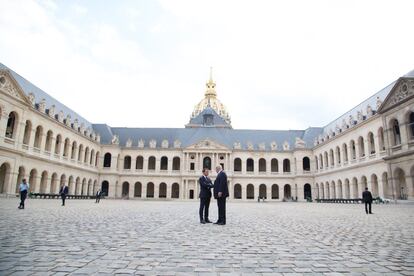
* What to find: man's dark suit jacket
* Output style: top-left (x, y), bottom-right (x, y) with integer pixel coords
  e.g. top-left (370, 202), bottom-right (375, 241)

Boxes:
top-left (60, 186), bottom-right (69, 195)
top-left (362, 190), bottom-right (373, 203)
top-left (199, 176), bottom-right (213, 198)
top-left (213, 171), bottom-right (229, 199)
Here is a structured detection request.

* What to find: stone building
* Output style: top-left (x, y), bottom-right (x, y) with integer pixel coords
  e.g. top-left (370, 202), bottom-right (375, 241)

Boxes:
top-left (0, 63), bottom-right (413, 201)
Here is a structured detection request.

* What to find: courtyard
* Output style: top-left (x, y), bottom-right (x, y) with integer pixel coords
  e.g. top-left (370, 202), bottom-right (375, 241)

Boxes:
top-left (0, 199), bottom-right (413, 276)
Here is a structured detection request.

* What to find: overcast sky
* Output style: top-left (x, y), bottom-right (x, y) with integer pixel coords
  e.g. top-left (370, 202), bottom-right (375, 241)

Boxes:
top-left (1, 0), bottom-right (413, 130)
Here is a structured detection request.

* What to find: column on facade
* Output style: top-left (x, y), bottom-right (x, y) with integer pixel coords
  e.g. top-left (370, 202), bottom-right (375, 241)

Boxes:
top-left (166, 183), bottom-right (171, 199)
top-left (0, 109), bottom-right (8, 139)
top-left (142, 182), bottom-right (147, 199)
top-left (184, 153), bottom-right (188, 172)
top-left (155, 157), bottom-right (160, 173)
top-left (242, 184), bottom-right (247, 200)
top-left (131, 157), bottom-right (136, 171)
top-left (227, 153), bottom-right (231, 172)
top-left (143, 157), bottom-right (148, 173)
top-left (154, 182), bottom-right (160, 199)
top-left (28, 128), bottom-right (37, 151)
top-left (374, 132), bottom-right (381, 155)
top-left (196, 153), bottom-right (200, 172)
top-left (6, 169), bottom-right (19, 195)
top-left (266, 183), bottom-right (272, 200)
top-left (128, 182), bottom-right (134, 199)
top-left (405, 174), bottom-right (414, 199)
top-left (253, 159), bottom-right (258, 175)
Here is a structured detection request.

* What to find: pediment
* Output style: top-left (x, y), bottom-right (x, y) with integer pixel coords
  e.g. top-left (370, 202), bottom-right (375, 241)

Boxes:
top-left (378, 77), bottom-right (414, 113)
top-left (0, 70), bottom-right (31, 105)
top-left (186, 138), bottom-right (230, 150)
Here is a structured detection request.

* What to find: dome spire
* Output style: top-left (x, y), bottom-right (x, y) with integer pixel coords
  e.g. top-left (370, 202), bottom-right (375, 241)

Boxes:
top-left (205, 66), bottom-right (217, 97)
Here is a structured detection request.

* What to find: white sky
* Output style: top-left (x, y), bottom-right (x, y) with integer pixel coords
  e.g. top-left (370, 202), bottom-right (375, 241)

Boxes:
top-left (1, 0), bottom-right (413, 130)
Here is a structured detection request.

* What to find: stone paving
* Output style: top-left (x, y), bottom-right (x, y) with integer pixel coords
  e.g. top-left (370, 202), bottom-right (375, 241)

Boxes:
top-left (0, 198), bottom-right (413, 276)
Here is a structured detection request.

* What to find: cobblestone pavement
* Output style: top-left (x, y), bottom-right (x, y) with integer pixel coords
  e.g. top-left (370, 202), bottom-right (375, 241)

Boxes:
top-left (0, 198), bottom-right (413, 276)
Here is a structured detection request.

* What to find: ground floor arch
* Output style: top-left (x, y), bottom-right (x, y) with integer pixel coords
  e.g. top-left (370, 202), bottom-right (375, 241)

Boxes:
top-left (259, 184), bottom-right (266, 199)
top-left (284, 184), bottom-right (291, 199)
top-left (246, 184), bottom-right (254, 199)
top-left (101, 181), bottom-right (109, 196)
top-left (234, 184), bottom-right (242, 199)
top-left (171, 183), bottom-right (179, 199)
top-left (122, 181), bottom-right (129, 198)
top-left (271, 184), bottom-right (279, 199)
top-left (134, 182), bottom-right (142, 197)
top-left (304, 183), bottom-right (311, 200)
top-left (159, 182), bottom-right (167, 198)
top-left (147, 182), bottom-right (154, 198)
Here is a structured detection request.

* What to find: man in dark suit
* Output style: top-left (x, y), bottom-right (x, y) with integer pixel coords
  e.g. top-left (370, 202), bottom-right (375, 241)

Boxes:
top-left (59, 183), bottom-right (69, 206)
top-left (199, 168), bottom-right (213, 224)
top-left (213, 165), bottom-right (229, 225)
top-left (362, 187), bottom-right (373, 214)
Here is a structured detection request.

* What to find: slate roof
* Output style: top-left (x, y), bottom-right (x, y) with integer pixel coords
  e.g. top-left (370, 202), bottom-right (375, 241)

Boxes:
top-left (186, 106), bottom-right (232, 128)
top-left (0, 63), bottom-right (93, 129)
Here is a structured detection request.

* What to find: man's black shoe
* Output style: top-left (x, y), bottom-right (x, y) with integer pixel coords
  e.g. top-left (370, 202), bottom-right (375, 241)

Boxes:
top-left (214, 222), bottom-right (225, 225)
top-left (200, 220), bottom-right (206, 224)
top-left (205, 220), bottom-right (212, 223)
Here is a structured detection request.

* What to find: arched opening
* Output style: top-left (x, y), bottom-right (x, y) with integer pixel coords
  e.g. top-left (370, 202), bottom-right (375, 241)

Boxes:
top-left (81, 178), bottom-right (87, 195)
top-left (271, 158), bottom-right (278, 172)
top-left (360, 176), bottom-right (368, 198)
top-left (337, 180), bottom-right (343, 198)
top-left (283, 159), bottom-right (290, 172)
top-left (5, 112), bottom-right (17, 139)
top-left (122, 182), bottom-right (129, 198)
top-left (342, 143), bottom-right (348, 162)
top-left (54, 134), bottom-right (62, 155)
top-left (246, 184), bottom-right (254, 199)
top-left (358, 136), bottom-right (365, 158)
top-left (259, 159), bottom-right (266, 172)
top-left (84, 147), bottom-right (90, 163)
top-left (259, 184), bottom-right (267, 198)
top-left (246, 158), bottom-right (254, 172)
top-left (394, 168), bottom-right (407, 199)
top-left (172, 157), bottom-right (180, 170)
top-left (22, 120), bottom-right (32, 145)
top-left (350, 140), bottom-right (356, 160)
top-left (371, 174), bottom-right (379, 197)
top-left (409, 112), bottom-right (414, 140)
top-left (70, 141), bottom-right (77, 159)
top-left (68, 176), bottom-right (74, 195)
top-left (271, 184), bottom-right (279, 199)
top-left (304, 183), bottom-right (312, 200)
top-left (148, 156), bottom-right (156, 170)
top-left (351, 178), bottom-right (358, 198)
top-left (390, 119), bottom-right (401, 145)
top-left (134, 182), bottom-right (142, 197)
top-left (368, 132), bottom-right (375, 154)
top-left (63, 138), bottom-right (70, 157)
top-left (123, 156), bottom-right (131, 169)
top-left (103, 153), bottom-right (112, 167)
top-left (234, 184), bottom-right (242, 199)
top-left (78, 144), bottom-right (84, 162)
top-left (95, 152), bottom-right (100, 167)
top-left (101, 181), bottom-right (109, 196)
top-left (344, 179), bottom-right (350, 199)
top-left (324, 152), bottom-right (328, 167)
top-left (335, 146), bottom-right (341, 165)
top-left (329, 149), bottom-right (334, 166)
top-left (320, 183), bottom-right (325, 199)
top-left (283, 184), bottom-right (291, 199)
top-left (136, 156), bottom-right (144, 170)
top-left (234, 158), bottom-right (242, 172)
top-left (302, 157), bottom-right (310, 171)
top-left (159, 183), bottom-right (167, 198)
top-left (160, 156), bottom-right (168, 170)
top-left (75, 177), bottom-right (81, 195)
top-left (39, 171), bottom-right (48, 193)
top-left (171, 183), bottom-right (179, 198)
top-left (89, 149), bottom-right (95, 165)
top-left (319, 154), bottom-right (323, 169)
top-left (378, 127), bottom-right (385, 151)
top-left (45, 130), bottom-right (53, 152)
top-left (330, 181), bottom-right (336, 199)
top-left (0, 163), bottom-right (11, 193)
top-left (203, 157), bottom-right (211, 170)
top-left (60, 174), bottom-right (66, 189)
top-left (34, 125), bottom-right (43, 149)
top-left (146, 182), bottom-right (154, 198)
top-left (15, 166), bottom-right (25, 194)
top-left (29, 169), bottom-right (38, 193)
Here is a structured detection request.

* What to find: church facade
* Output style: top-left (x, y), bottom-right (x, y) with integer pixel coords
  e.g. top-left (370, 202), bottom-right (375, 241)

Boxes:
top-left (0, 63), bottom-right (413, 201)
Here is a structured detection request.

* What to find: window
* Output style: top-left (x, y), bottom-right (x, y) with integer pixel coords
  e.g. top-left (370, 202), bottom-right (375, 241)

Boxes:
top-left (203, 157), bottom-right (211, 170)
top-left (259, 158), bottom-right (266, 172)
top-left (358, 136), bottom-right (365, 157)
top-left (368, 132), bottom-right (375, 154)
top-left (136, 156), bottom-right (143, 170)
top-left (271, 158), bottom-right (278, 172)
top-left (22, 120), bottom-right (32, 145)
top-left (148, 156), bottom-right (156, 170)
top-left (103, 153), bottom-right (112, 167)
top-left (234, 158), bottom-right (242, 172)
top-left (409, 112), bottom-right (414, 139)
top-left (172, 157), bottom-right (180, 170)
top-left (124, 156), bottom-right (131, 169)
top-left (34, 126), bottom-right (43, 149)
top-left (283, 159), bottom-right (290, 172)
top-left (391, 119), bottom-right (401, 145)
top-left (45, 130), bottom-right (53, 152)
top-left (350, 140), bottom-right (356, 160)
top-left (160, 156), bottom-right (168, 170)
top-left (378, 128), bottom-right (385, 151)
top-left (246, 158), bottom-right (254, 172)
top-left (302, 157), bottom-right (310, 171)
top-left (190, 162), bottom-right (195, 170)
top-left (5, 112), bottom-right (17, 139)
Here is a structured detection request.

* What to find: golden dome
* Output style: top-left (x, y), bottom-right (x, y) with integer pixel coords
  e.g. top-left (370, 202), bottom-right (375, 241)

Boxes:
top-left (191, 68), bottom-right (231, 124)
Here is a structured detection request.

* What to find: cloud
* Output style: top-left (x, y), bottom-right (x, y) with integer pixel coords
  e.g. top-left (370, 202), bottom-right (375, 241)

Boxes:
top-left (1, 0), bottom-right (413, 131)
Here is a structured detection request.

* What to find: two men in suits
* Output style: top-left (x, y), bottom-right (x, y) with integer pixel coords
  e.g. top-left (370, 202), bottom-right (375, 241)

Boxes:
top-left (199, 168), bottom-right (214, 224)
top-left (213, 165), bottom-right (229, 225)
top-left (362, 187), bottom-right (373, 214)
top-left (59, 183), bottom-right (69, 206)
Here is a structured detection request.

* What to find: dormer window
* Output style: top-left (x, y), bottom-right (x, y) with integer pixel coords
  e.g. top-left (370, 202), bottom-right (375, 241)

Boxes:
top-left (203, 114), bottom-right (214, 126)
